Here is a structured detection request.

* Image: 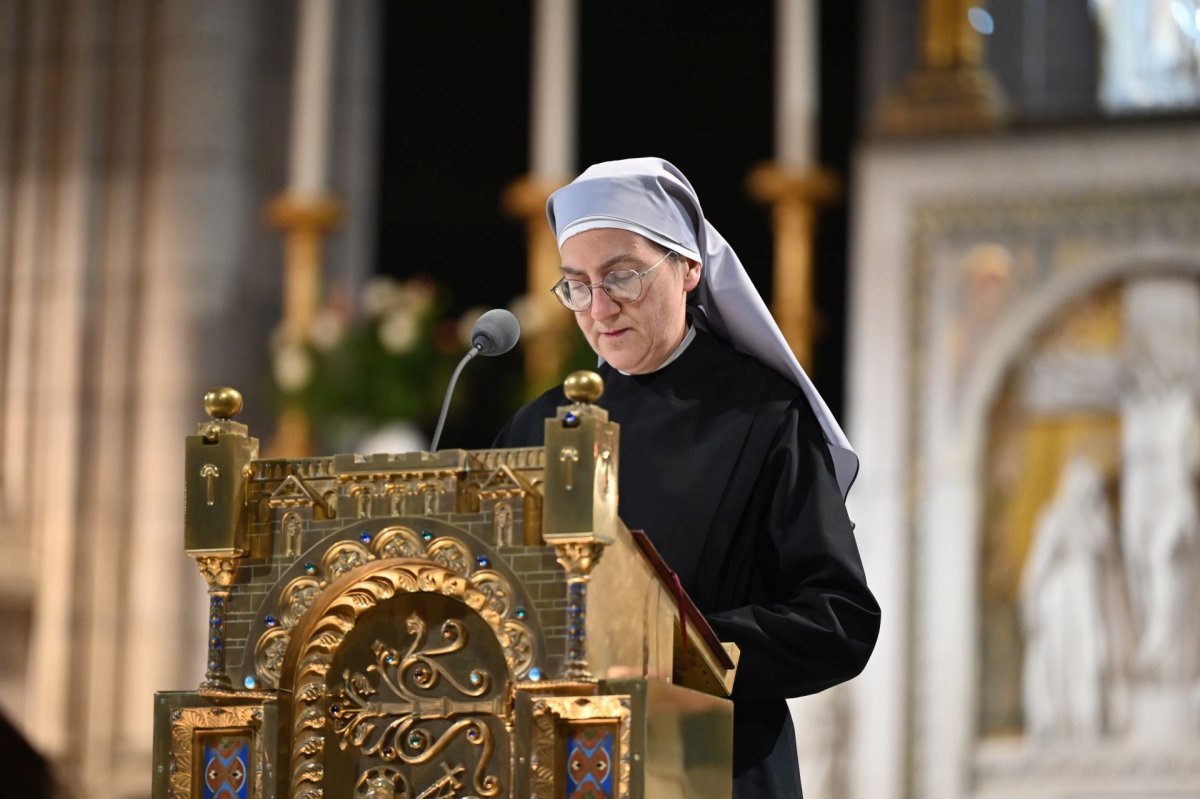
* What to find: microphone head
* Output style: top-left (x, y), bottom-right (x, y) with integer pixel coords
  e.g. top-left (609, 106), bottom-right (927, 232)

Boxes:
top-left (471, 308), bottom-right (521, 356)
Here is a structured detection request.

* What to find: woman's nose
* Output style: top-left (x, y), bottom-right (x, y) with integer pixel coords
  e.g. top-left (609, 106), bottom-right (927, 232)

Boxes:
top-left (589, 286), bottom-right (620, 319)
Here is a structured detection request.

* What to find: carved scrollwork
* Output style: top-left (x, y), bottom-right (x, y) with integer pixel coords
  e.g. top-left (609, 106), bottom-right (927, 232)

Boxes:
top-left (255, 627), bottom-right (291, 689)
top-left (502, 620), bottom-right (535, 678)
top-left (322, 540), bottom-right (373, 579)
top-left (374, 525), bottom-right (426, 559)
top-left (553, 540), bottom-right (606, 577)
top-left (471, 570), bottom-right (512, 618)
top-left (426, 538), bottom-right (472, 575)
top-left (281, 576), bottom-right (323, 627)
top-left (194, 555), bottom-right (240, 589)
top-left (285, 563), bottom-right (504, 799)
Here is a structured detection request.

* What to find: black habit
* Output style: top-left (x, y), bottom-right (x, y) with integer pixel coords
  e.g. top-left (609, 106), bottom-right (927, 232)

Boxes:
top-left (494, 325), bottom-right (881, 799)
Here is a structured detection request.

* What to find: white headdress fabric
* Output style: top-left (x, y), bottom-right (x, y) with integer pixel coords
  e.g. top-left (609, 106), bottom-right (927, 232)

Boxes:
top-left (546, 157), bottom-right (859, 498)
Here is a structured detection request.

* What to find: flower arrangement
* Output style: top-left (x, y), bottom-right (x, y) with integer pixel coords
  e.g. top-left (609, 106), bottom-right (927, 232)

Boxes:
top-left (270, 276), bottom-right (460, 445)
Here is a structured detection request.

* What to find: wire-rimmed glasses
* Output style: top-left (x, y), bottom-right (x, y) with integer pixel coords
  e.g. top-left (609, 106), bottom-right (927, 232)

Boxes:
top-left (549, 251), bottom-right (672, 312)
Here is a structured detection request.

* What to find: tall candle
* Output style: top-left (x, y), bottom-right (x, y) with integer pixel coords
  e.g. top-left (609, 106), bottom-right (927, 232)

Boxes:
top-left (289, 0), bottom-right (335, 196)
top-left (530, 0), bottom-right (577, 178)
top-left (776, 0), bottom-right (817, 168)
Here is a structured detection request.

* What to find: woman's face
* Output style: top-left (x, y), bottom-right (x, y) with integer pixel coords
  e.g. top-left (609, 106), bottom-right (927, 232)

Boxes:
top-left (559, 228), bottom-right (701, 374)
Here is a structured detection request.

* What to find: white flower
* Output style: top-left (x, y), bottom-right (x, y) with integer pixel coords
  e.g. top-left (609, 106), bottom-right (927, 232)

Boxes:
top-left (273, 343), bottom-right (313, 392)
top-left (309, 308), bottom-right (345, 352)
top-left (379, 310), bottom-right (420, 354)
top-left (398, 279), bottom-right (436, 314)
top-left (361, 277), bottom-right (401, 317)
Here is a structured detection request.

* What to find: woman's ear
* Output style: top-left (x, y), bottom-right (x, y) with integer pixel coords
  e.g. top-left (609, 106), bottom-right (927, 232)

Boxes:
top-left (682, 258), bottom-right (702, 292)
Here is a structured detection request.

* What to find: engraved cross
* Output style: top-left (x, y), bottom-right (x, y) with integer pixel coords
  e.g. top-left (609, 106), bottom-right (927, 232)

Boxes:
top-left (200, 464), bottom-right (220, 506)
top-left (559, 447), bottom-right (580, 491)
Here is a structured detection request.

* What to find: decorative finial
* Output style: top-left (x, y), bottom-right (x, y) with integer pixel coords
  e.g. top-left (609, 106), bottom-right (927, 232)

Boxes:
top-left (563, 371), bottom-right (604, 404)
top-left (204, 387), bottom-right (244, 420)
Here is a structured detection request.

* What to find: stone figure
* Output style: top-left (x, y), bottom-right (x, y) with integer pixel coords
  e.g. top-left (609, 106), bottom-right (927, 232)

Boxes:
top-left (1021, 455), bottom-right (1130, 739)
top-left (1121, 389), bottom-right (1200, 686)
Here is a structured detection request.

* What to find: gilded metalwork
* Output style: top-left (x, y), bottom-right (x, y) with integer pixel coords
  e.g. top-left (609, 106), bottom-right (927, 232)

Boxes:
top-left (195, 554), bottom-right (240, 589)
top-left (542, 393), bottom-right (619, 541)
top-left (329, 618), bottom-right (504, 797)
top-left (472, 571), bottom-right (513, 617)
top-left (281, 575), bottom-right (323, 626)
top-left (426, 538), bottom-right (471, 575)
top-left (530, 695), bottom-right (632, 799)
top-left (283, 511), bottom-right (303, 556)
top-left (747, 164), bottom-right (841, 372)
top-left (563, 370), bottom-right (604, 403)
top-left (374, 525), bottom-right (426, 559)
top-left (350, 483), bottom-right (374, 518)
top-left (204, 386), bottom-right (245, 420)
top-left (502, 620), bottom-right (536, 676)
top-left (268, 473), bottom-right (333, 516)
top-left (168, 705), bottom-right (264, 799)
top-left (322, 539), bottom-right (373, 579)
top-left (283, 562), bottom-right (507, 799)
top-left (554, 540), bottom-right (605, 577)
top-left (875, 0), bottom-right (1005, 136)
top-left (159, 385), bottom-right (747, 797)
top-left (255, 627), bottom-right (291, 689)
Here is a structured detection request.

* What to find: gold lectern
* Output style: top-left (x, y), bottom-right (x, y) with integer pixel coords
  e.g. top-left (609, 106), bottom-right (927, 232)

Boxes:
top-left (152, 374), bottom-right (739, 799)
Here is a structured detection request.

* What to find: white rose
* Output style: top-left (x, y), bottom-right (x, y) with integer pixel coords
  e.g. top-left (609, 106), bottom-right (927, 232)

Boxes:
top-left (379, 310), bottom-right (420, 354)
top-left (273, 343), bottom-right (313, 392)
top-left (309, 308), bottom-right (344, 352)
top-left (362, 277), bottom-right (401, 317)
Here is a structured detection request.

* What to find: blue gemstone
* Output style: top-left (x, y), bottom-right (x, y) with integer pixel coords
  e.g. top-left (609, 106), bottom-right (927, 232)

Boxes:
top-left (475, 555), bottom-right (490, 568)
top-left (264, 615), bottom-right (277, 627)
top-left (304, 562), bottom-right (317, 574)
top-left (329, 704), bottom-right (340, 715)
top-left (421, 529), bottom-right (434, 542)
top-left (563, 411), bottom-right (579, 428)
top-left (359, 531), bottom-right (373, 544)
top-left (515, 606), bottom-right (527, 619)
top-left (243, 675), bottom-right (257, 690)
top-left (528, 667), bottom-right (542, 681)
top-left (469, 672), bottom-right (482, 686)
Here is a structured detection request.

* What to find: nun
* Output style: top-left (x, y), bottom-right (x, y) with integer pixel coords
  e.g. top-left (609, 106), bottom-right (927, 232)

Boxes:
top-left (495, 157), bottom-right (880, 799)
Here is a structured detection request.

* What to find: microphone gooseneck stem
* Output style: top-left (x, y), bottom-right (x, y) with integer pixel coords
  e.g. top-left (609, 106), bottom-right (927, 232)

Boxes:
top-left (429, 344), bottom-right (481, 452)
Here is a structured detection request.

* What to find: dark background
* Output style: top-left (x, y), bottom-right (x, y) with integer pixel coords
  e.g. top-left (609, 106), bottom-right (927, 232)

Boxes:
top-left (378, 1), bottom-right (860, 447)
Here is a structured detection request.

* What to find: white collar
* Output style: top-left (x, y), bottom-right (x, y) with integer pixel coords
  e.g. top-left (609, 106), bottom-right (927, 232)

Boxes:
top-left (617, 324), bottom-right (696, 376)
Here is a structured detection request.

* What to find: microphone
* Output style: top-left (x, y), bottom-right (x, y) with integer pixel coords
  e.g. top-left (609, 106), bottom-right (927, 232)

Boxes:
top-left (429, 309), bottom-right (521, 451)
top-left (470, 308), bottom-right (521, 356)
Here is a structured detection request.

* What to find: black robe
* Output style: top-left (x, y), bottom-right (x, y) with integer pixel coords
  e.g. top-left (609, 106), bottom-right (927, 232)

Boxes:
top-left (494, 326), bottom-right (880, 799)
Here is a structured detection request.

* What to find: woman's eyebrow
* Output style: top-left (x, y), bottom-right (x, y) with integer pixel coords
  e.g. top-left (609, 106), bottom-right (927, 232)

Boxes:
top-left (560, 252), bottom-right (641, 276)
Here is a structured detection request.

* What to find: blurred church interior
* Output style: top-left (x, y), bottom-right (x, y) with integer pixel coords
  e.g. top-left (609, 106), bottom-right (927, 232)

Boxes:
top-left (1, 0), bottom-right (1199, 796)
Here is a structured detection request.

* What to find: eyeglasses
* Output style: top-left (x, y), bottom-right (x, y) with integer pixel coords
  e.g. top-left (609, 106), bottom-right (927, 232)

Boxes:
top-left (549, 251), bottom-right (673, 312)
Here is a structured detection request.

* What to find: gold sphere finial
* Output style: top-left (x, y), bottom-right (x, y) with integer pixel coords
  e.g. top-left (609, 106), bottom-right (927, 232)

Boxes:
top-left (563, 371), bottom-right (604, 404)
top-left (204, 387), bottom-right (244, 420)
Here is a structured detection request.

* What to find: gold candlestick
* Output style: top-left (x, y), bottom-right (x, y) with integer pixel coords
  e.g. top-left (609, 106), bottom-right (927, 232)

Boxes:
top-left (747, 163), bottom-right (840, 373)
